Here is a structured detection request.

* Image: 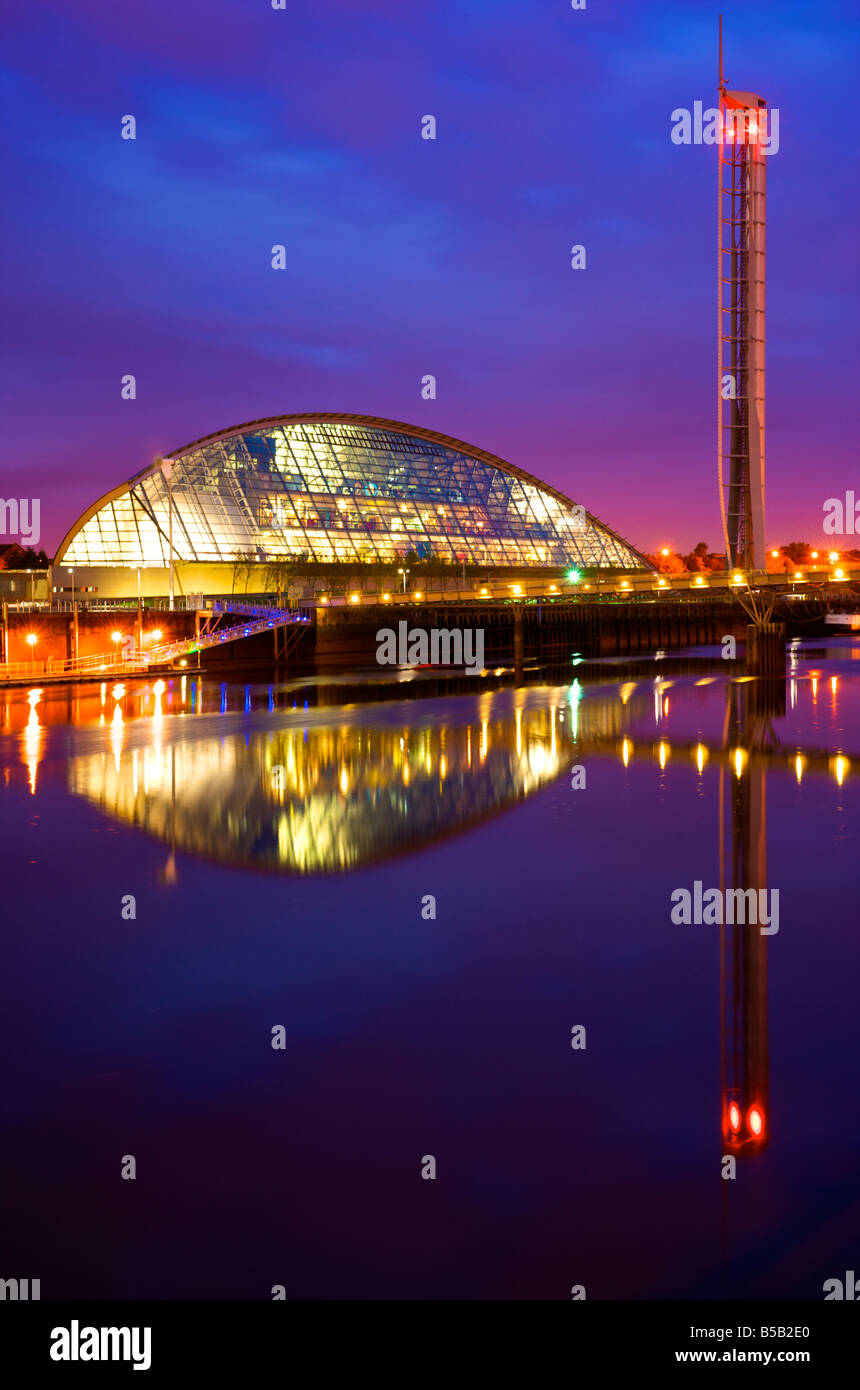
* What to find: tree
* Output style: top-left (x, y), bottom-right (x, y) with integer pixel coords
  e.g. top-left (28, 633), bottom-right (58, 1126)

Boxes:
top-left (780, 541), bottom-right (812, 564)
top-left (263, 557), bottom-right (297, 603)
top-left (231, 549), bottom-right (255, 595)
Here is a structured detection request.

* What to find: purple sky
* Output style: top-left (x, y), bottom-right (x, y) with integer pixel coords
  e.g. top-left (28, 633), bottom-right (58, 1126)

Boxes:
top-left (1, 0), bottom-right (858, 556)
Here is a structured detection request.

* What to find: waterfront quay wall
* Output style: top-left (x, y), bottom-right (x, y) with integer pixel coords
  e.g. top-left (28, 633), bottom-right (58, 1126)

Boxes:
top-left (313, 598), bottom-right (753, 668)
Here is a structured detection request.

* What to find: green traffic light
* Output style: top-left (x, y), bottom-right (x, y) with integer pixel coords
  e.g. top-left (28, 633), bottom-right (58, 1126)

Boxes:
top-left (566, 568), bottom-right (581, 583)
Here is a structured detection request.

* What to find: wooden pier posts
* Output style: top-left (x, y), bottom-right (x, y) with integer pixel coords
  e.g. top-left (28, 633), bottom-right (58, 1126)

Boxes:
top-left (746, 622), bottom-right (785, 676)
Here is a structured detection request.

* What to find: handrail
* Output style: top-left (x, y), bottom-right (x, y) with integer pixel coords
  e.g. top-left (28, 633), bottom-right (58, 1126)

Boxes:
top-left (0, 609), bottom-right (309, 683)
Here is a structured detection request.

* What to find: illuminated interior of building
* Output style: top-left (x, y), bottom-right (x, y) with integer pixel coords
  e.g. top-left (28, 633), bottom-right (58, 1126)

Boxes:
top-left (55, 414), bottom-right (648, 572)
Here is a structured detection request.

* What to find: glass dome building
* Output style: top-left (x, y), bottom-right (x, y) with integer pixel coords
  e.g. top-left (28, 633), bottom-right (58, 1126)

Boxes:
top-left (56, 414), bottom-right (647, 571)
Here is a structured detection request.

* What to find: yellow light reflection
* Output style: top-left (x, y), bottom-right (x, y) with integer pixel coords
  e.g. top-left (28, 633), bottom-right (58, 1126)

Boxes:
top-left (621, 738), bottom-right (631, 768)
top-left (833, 755), bottom-right (849, 787)
top-left (695, 744), bottom-right (707, 774)
top-left (111, 702), bottom-right (124, 774)
top-left (22, 688), bottom-right (42, 794)
top-left (733, 747), bottom-right (746, 778)
top-left (794, 754), bottom-right (804, 784)
top-left (658, 741), bottom-right (668, 769)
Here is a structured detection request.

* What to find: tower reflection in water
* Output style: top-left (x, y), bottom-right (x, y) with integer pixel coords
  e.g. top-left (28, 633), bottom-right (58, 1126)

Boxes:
top-left (719, 678), bottom-right (780, 1161)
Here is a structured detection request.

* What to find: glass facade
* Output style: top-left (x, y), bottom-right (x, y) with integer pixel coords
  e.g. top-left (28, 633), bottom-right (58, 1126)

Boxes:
top-left (58, 416), bottom-right (645, 570)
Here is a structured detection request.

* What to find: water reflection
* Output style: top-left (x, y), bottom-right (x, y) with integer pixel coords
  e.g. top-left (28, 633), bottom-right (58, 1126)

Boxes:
top-left (67, 697), bottom-right (575, 872)
top-left (2, 649), bottom-right (858, 1298)
top-left (22, 688), bottom-right (42, 794)
top-left (718, 680), bottom-right (779, 1164)
top-left (12, 665), bottom-right (846, 877)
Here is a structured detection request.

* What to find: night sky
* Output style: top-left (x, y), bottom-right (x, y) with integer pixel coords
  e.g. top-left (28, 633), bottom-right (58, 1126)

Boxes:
top-left (1, 0), bottom-right (858, 555)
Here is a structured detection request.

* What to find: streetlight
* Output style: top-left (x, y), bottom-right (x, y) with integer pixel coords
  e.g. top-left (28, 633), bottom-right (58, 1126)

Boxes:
top-left (26, 631), bottom-right (37, 673)
top-left (398, 567), bottom-right (408, 593)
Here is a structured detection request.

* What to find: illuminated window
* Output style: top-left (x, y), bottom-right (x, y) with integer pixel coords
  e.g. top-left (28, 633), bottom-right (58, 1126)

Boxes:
top-left (59, 419), bottom-right (648, 573)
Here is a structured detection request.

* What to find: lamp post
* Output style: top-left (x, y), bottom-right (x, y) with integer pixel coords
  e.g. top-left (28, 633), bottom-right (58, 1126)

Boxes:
top-left (398, 567), bottom-right (408, 594)
top-left (67, 567), bottom-right (78, 662)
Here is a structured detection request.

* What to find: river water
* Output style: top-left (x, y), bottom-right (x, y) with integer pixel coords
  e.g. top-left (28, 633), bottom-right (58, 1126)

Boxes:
top-left (1, 637), bottom-right (857, 1299)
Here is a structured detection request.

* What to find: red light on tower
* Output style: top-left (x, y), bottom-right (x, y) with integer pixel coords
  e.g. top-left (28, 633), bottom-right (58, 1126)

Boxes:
top-left (748, 1105), bottom-right (765, 1138)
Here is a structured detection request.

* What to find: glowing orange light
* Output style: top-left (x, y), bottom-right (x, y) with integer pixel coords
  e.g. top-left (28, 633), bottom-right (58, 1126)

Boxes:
top-left (111, 630), bottom-right (123, 643)
top-left (771, 550), bottom-right (779, 558)
top-left (728, 1102), bottom-right (741, 1133)
top-left (25, 632), bottom-right (38, 646)
top-left (748, 1105), bottom-right (765, 1137)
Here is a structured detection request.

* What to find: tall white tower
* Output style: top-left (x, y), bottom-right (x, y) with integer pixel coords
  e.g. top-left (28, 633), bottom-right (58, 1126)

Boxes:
top-left (718, 19), bottom-right (768, 570)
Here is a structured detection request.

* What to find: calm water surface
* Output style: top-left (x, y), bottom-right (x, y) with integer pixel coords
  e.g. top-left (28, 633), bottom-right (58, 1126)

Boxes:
top-left (1, 638), bottom-right (857, 1299)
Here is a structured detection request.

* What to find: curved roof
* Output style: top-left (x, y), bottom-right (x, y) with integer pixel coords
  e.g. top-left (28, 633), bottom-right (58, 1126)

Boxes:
top-left (56, 413), bottom-right (648, 570)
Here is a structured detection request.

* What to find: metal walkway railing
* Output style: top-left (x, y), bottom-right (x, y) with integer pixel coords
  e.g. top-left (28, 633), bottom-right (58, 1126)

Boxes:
top-left (0, 605), bottom-right (310, 684)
